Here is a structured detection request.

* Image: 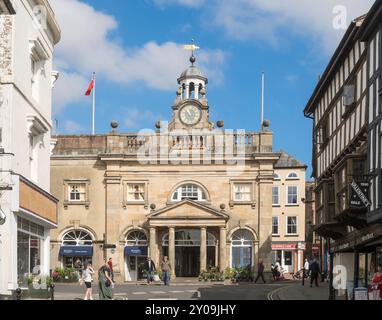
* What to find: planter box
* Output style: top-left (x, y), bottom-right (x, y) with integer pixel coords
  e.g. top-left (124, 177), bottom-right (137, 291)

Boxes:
top-left (28, 285), bottom-right (52, 299)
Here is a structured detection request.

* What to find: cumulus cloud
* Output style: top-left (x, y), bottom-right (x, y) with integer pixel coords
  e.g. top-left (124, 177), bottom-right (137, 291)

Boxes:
top-left (50, 0), bottom-right (225, 112)
top-left (63, 120), bottom-right (84, 133)
top-left (211, 0), bottom-right (374, 52)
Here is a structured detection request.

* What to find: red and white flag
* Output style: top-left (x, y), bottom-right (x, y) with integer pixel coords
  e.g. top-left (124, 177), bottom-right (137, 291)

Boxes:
top-left (85, 78), bottom-right (95, 96)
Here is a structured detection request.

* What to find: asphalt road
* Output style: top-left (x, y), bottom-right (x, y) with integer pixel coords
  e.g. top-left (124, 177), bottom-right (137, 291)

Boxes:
top-left (52, 282), bottom-right (291, 300)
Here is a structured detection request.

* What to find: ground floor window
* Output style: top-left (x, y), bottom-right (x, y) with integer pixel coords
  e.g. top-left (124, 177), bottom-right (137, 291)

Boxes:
top-left (63, 256), bottom-right (92, 269)
top-left (17, 230), bottom-right (43, 288)
top-left (231, 229), bottom-right (254, 268)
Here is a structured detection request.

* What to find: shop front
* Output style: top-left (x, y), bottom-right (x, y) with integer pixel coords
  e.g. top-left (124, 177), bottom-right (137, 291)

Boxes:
top-left (271, 243), bottom-right (304, 273)
top-left (124, 230), bottom-right (148, 281)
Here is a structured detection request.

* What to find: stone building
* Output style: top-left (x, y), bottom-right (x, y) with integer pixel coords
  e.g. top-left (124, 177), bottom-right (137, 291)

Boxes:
top-left (50, 55), bottom-right (282, 282)
top-left (272, 151), bottom-right (307, 274)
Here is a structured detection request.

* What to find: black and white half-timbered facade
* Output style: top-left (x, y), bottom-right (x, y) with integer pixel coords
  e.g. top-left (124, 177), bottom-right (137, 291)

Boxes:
top-left (304, 0), bottom-right (382, 298)
top-left (359, 1), bottom-right (382, 225)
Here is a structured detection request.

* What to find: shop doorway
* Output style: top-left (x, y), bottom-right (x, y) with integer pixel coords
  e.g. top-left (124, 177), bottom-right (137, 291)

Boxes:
top-left (125, 256), bottom-right (146, 281)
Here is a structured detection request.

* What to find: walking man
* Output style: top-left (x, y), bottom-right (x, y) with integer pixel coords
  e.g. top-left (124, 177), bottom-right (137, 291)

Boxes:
top-left (145, 256), bottom-right (156, 284)
top-left (309, 258), bottom-right (320, 287)
top-left (161, 256), bottom-right (172, 286)
top-left (254, 259), bottom-right (266, 284)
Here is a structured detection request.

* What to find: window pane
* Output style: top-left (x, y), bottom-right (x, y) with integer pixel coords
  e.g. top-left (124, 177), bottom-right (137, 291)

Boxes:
top-left (127, 184), bottom-right (145, 201)
top-left (272, 187), bottom-right (279, 205)
top-left (287, 186), bottom-right (298, 204)
top-left (272, 217), bottom-right (279, 234)
top-left (234, 183), bottom-right (251, 201)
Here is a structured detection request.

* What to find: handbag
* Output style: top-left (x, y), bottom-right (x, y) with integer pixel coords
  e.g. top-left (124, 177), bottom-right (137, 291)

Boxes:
top-left (105, 279), bottom-right (111, 287)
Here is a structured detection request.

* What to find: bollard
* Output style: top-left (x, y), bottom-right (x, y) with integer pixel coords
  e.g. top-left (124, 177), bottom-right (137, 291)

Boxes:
top-left (50, 283), bottom-right (55, 300)
top-left (15, 288), bottom-right (22, 300)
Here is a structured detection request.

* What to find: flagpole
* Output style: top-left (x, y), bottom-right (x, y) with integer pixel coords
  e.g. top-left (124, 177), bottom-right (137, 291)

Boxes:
top-left (92, 72), bottom-right (96, 135)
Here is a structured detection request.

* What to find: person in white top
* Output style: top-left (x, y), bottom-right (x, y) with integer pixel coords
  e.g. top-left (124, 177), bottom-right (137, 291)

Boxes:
top-left (304, 259), bottom-right (310, 278)
top-left (82, 262), bottom-right (95, 300)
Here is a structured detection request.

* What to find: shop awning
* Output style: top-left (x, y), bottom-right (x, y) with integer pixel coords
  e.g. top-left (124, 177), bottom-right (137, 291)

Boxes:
top-left (124, 246), bottom-right (147, 256)
top-left (59, 246), bottom-right (93, 257)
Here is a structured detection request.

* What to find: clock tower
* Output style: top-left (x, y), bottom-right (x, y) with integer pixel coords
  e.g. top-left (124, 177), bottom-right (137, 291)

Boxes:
top-left (168, 54), bottom-right (214, 131)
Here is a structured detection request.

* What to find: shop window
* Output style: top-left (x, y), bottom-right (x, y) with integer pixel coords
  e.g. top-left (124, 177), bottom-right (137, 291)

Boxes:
top-left (284, 251), bottom-right (293, 266)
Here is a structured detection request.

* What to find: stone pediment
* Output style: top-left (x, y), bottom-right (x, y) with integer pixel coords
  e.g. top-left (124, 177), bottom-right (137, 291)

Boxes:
top-left (148, 199), bottom-right (229, 221)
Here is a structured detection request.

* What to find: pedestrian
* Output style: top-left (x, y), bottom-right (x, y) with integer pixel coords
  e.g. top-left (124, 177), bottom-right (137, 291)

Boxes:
top-left (108, 258), bottom-right (114, 282)
top-left (145, 256), bottom-right (156, 284)
top-left (304, 258), bottom-right (310, 278)
top-left (98, 259), bottom-right (113, 300)
top-left (161, 256), bottom-right (172, 286)
top-left (82, 262), bottom-right (95, 300)
top-left (370, 265), bottom-right (382, 300)
top-left (254, 259), bottom-right (266, 284)
top-left (309, 258), bottom-right (320, 287)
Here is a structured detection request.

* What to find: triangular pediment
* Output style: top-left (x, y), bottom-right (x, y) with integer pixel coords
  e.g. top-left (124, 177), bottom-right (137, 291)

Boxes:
top-left (148, 199), bottom-right (229, 220)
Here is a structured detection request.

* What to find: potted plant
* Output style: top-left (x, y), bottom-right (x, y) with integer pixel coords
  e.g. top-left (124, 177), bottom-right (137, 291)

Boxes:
top-left (28, 276), bottom-right (53, 299)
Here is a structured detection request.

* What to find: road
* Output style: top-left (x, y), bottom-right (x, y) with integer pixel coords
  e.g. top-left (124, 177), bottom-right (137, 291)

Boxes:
top-left (52, 282), bottom-right (293, 300)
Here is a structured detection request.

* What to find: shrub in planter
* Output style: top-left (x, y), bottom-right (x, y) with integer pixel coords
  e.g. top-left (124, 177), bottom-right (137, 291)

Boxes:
top-left (53, 267), bottom-right (78, 283)
top-left (28, 276), bottom-right (53, 299)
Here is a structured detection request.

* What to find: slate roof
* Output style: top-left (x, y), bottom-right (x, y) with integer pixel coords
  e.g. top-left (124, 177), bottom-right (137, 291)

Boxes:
top-left (274, 150), bottom-right (307, 168)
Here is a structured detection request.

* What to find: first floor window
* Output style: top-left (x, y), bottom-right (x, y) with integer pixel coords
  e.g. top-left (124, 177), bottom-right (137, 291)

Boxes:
top-left (127, 183), bottom-right (145, 201)
top-left (171, 184), bottom-right (207, 201)
top-left (287, 216), bottom-right (298, 234)
top-left (272, 217), bottom-right (279, 235)
top-left (69, 184), bottom-right (86, 201)
top-left (272, 186), bottom-right (279, 205)
top-left (287, 186), bottom-right (298, 205)
top-left (234, 183), bottom-right (252, 202)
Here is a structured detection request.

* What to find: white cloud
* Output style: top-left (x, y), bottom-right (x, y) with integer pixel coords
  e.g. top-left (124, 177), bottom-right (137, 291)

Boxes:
top-left (210, 0), bottom-right (375, 52)
top-left (124, 107), bottom-right (162, 131)
top-left (50, 0), bottom-right (225, 112)
top-left (63, 120), bottom-right (84, 133)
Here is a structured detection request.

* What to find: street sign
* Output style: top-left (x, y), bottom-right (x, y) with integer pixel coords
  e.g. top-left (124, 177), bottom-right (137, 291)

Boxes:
top-left (349, 180), bottom-right (371, 208)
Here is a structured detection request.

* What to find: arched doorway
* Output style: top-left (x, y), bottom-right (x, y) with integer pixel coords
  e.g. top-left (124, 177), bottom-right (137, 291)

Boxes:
top-left (162, 229), bottom-right (216, 277)
top-left (230, 229), bottom-right (254, 268)
top-left (124, 230), bottom-right (148, 281)
top-left (60, 228), bottom-right (94, 269)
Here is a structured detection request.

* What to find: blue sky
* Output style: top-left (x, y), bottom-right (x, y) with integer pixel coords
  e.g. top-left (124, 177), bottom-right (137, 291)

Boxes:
top-left (50, 0), bottom-right (375, 175)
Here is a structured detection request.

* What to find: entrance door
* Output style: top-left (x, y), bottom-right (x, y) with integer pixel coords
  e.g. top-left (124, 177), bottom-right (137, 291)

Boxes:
top-left (283, 251), bottom-right (293, 273)
top-left (126, 256), bottom-right (147, 281)
top-left (175, 247), bottom-right (200, 277)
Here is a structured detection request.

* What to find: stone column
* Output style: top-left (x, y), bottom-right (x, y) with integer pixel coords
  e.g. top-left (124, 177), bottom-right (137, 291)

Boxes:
top-left (149, 227), bottom-right (157, 265)
top-left (169, 227), bottom-right (175, 277)
top-left (200, 227), bottom-right (207, 272)
top-left (215, 240), bottom-right (219, 268)
top-left (219, 227), bottom-right (227, 272)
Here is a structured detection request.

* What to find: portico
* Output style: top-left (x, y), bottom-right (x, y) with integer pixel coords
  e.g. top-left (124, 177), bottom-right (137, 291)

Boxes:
top-left (147, 199), bottom-right (229, 277)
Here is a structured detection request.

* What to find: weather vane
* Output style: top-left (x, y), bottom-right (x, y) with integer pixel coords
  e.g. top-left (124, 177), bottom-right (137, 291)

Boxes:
top-left (183, 39), bottom-right (200, 65)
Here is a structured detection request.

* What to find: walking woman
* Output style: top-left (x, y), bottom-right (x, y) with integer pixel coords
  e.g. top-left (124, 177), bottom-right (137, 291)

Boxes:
top-left (82, 262), bottom-right (94, 300)
top-left (161, 256), bottom-right (172, 286)
top-left (98, 259), bottom-right (114, 300)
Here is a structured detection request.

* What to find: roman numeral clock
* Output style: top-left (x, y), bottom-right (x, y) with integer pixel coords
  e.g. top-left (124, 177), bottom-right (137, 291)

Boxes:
top-left (168, 53), bottom-right (214, 131)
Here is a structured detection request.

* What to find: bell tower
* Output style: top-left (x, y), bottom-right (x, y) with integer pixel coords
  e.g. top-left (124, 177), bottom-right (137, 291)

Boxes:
top-left (168, 48), bottom-right (214, 131)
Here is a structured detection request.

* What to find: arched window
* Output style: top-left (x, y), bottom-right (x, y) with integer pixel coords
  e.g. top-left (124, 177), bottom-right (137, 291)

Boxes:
top-left (171, 183), bottom-right (208, 202)
top-left (231, 229), bottom-right (254, 268)
top-left (182, 83), bottom-right (186, 99)
top-left (62, 229), bottom-right (93, 246)
top-left (198, 83), bottom-right (203, 98)
top-left (286, 172), bottom-right (299, 180)
top-left (189, 82), bottom-right (195, 99)
top-left (125, 230), bottom-right (148, 246)
top-left (273, 173), bottom-right (281, 180)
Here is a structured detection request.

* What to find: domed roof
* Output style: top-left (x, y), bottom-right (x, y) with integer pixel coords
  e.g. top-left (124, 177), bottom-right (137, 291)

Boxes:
top-left (177, 65), bottom-right (208, 84)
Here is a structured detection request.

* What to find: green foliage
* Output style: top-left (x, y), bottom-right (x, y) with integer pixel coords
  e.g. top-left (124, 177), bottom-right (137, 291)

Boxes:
top-left (52, 267), bottom-right (78, 282)
top-left (224, 265), bottom-right (255, 282)
top-left (198, 267), bottom-right (224, 282)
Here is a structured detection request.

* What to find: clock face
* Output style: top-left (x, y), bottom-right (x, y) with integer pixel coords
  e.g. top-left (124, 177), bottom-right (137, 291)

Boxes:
top-left (179, 104), bottom-right (201, 125)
